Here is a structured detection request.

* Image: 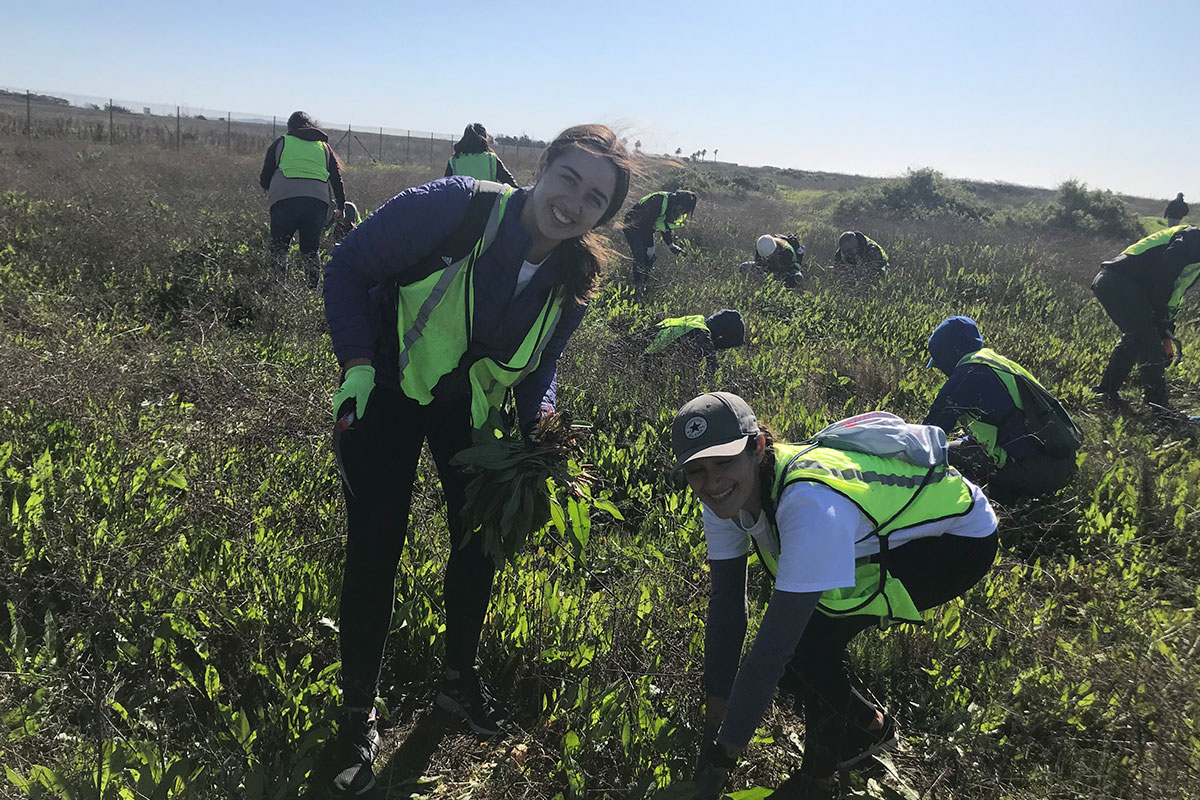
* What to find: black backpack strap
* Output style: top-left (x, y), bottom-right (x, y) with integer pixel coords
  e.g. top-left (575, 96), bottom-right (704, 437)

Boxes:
top-left (395, 179), bottom-right (509, 287)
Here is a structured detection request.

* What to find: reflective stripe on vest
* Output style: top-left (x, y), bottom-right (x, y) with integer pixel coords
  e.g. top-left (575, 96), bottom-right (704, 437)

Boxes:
top-left (1122, 226), bottom-right (1200, 320)
top-left (755, 442), bottom-right (975, 626)
top-left (645, 315), bottom-right (709, 354)
top-left (393, 186), bottom-right (565, 428)
top-left (279, 135), bottom-right (330, 181)
top-left (449, 152), bottom-right (498, 181)
top-left (955, 348), bottom-right (1043, 469)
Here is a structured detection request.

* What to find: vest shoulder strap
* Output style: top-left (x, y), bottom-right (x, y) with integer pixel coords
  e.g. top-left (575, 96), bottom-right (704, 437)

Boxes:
top-left (398, 180), bottom-right (508, 287)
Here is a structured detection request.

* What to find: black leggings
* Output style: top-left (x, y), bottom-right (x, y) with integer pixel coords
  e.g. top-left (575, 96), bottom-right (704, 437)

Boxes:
top-left (1091, 269), bottom-right (1168, 405)
top-left (337, 385), bottom-right (496, 708)
top-left (784, 531), bottom-right (998, 774)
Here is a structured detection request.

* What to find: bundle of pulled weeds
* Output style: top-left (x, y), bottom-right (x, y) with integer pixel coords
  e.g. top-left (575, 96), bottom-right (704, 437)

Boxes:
top-left (452, 412), bottom-right (593, 567)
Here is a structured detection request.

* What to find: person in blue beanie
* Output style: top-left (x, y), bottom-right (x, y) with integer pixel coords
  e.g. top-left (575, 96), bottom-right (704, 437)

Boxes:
top-left (924, 316), bottom-right (1078, 502)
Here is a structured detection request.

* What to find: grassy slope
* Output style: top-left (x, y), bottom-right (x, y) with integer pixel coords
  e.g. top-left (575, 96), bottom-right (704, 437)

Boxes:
top-left (1, 138), bottom-right (1198, 800)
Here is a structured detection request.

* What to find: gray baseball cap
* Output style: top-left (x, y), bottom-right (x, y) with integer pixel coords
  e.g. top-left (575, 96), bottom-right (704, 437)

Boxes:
top-left (671, 392), bottom-right (760, 473)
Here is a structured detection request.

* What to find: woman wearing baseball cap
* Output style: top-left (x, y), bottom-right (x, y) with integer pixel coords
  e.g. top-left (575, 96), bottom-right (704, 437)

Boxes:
top-left (672, 392), bottom-right (998, 798)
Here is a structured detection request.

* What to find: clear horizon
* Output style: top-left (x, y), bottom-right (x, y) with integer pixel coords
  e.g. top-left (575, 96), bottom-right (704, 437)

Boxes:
top-left (4, 0), bottom-right (1197, 199)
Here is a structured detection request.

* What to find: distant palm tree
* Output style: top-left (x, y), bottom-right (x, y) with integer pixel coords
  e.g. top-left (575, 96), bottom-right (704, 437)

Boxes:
top-left (701, 149), bottom-right (707, 160)
top-left (635, 140), bottom-right (642, 152)
top-left (675, 147), bottom-right (682, 156)
top-left (714, 149), bottom-right (719, 161)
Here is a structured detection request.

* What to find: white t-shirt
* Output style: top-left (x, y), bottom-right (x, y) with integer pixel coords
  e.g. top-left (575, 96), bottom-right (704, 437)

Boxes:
top-left (703, 478), bottom-right (997, 594)
top-left (513, 258), bottom-right (546, 297)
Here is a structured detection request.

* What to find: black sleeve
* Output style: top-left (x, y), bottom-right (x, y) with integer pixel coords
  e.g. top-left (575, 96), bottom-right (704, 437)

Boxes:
top-left (1159, 229), bottom-right (1200, 325)
top-left (661, 228), bottom-right (676, 246)
top-left (720, 589), bottom-right (822, 747)
top-left (326, 144), bottom-right (346, 208)
top-left (493, 156), bottom-right (518, 187)
top-left (704, 556), bottom-right (749, 699)
top-left (259, 138), bottom-right (281, 191)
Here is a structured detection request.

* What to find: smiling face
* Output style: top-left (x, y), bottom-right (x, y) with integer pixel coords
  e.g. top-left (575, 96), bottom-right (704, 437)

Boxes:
top-left (682, 441), bottom-right (764, 520)
top-left (521, 147), bottom-right (619, 258)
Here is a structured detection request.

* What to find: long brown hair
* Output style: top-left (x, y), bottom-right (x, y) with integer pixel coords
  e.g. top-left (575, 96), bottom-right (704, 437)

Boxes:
top-left (539, 124), bottom-right (633, 304)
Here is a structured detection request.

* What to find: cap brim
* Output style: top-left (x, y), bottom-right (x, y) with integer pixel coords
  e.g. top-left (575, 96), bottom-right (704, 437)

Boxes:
top-left (671, 437), bottom-right (750, 475)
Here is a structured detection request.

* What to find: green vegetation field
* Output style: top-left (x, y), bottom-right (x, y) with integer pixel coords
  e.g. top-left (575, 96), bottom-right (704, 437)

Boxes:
top-left (1, 137), bottom-right (1198, 800)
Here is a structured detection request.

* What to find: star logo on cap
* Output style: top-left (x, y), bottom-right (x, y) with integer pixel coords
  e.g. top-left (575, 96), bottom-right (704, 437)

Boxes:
top-left (684, 416), bottom-right (708, 439)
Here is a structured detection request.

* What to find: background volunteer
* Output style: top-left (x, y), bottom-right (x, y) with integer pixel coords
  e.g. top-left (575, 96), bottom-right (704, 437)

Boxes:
top-left (259, 111), bottom-right (346, 288)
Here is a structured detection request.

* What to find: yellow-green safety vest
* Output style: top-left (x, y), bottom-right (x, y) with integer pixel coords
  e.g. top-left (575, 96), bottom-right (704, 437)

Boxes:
top-left (279, 135), bottom-right (330, 181)
top-left (756, 442), bottom-right (976, 627)
top-left (1122, 226), bottom-right (1200, 321)
top-left (645, 315), bottom-right (709, 355)
top-left (449, 152), bottom-right (499, 181)
top-left (864, 235), bottom-right (888, 262)
top-left (394, 185), bottom-right (565, 429)
top-left (640, 192), bottom-right (688, 232)
top-left (955, 348), bottom-right (1045, 469)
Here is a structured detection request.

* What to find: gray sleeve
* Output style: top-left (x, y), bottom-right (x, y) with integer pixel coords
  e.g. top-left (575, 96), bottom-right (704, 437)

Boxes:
top-left (705, 556), bottom-right (749, 698)
top-left (719, 589), bottom-right (822, 747)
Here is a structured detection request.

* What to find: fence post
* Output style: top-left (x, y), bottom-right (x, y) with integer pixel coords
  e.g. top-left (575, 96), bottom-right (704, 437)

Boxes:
top-left (379, 127), bottom-right (383, 162)
top-left (348, 124), bottom-right (352, 160)
top-left (272, 115), bottom-right (276, 138)
top-left (429, 132), bottom-right (434, 164)
top-left (226, 113), bottom-right (231, 150)
top-left (109, 99), bottom-right (114, 145)
top-left (405, 131), bottom-right (410, 163)
top-left (25, 90), bottom-right (31, 137)
top-left (176, 106), bottom-right (181, 152)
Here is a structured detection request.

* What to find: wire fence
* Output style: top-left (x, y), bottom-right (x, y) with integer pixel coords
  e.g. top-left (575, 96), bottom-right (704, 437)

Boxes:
top-left (0, 86), bottom-right (548, 174)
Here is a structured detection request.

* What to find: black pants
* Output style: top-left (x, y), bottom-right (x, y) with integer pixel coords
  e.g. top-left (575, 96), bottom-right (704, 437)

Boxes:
top-left (624, 227), bottom-right (655, 293)
top-left (337, 385), bottom-right (496, 708)
top-left (949, 439), bottom-right (1077, 503)
top-left (269, 196), bottom-right (328, 287)
top-left (783, 532), bottom-right (998, 775)
top-left (1091, 269), bottom-right (1169, 406)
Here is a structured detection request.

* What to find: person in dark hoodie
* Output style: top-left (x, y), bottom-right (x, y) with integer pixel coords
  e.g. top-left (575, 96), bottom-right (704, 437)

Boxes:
top-left (1091, 225), bottom-right (1200, 416)
top-left (260, 111), bottom-right (346, 288)
top-left (833, 231), bottom-right (889, 278)
top-left (319, 125), bottom-right (631, 796)
top-left (609, 309), bottom-right (746, 376)
top-left (622, 189), bottom-right (697, 294)
top-left (444, 123), bottom-right (518, 186)
top-left (1165, 193), bottom-right (1189, 227)
top-left (924, 316), bottom-right (1077, 502)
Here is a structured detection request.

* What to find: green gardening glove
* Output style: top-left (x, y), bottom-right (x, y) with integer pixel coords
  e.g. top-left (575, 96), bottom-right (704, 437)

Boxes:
top-left (333, 364), bottom-right (376, 421)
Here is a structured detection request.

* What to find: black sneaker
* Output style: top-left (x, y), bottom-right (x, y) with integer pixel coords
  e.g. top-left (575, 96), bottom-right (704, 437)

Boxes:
top-left (435, 666), bottom-right (510, 736)
top-left (835, 712), bottom-right (898, 770)
top-left (322, 707), bottom-right (381, 796)
top-left (1090, 386), bottom-right (1124, 411)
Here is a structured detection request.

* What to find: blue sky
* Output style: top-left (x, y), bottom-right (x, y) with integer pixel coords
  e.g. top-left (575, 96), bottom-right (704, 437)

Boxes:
top-left (4, 0), bottom-right (1198, 198)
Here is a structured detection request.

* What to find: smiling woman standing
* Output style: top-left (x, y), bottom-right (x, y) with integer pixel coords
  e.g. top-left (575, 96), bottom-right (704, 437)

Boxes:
top-left (319, 125), bottom-right (631, 796)
top-left (672, 393), bottom-right (997, 799)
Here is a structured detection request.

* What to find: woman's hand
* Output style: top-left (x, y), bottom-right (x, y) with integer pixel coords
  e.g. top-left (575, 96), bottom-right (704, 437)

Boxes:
top-left (333, 363), bottom-right (375, 421)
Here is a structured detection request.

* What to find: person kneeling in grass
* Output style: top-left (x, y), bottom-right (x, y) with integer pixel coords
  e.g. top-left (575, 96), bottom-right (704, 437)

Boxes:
top-left (673, 393), bottom-right (997, 799)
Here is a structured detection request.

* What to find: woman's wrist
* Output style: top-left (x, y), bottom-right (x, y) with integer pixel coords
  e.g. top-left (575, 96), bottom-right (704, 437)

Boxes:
top-left (341, 357), bottom-right (373, 371)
